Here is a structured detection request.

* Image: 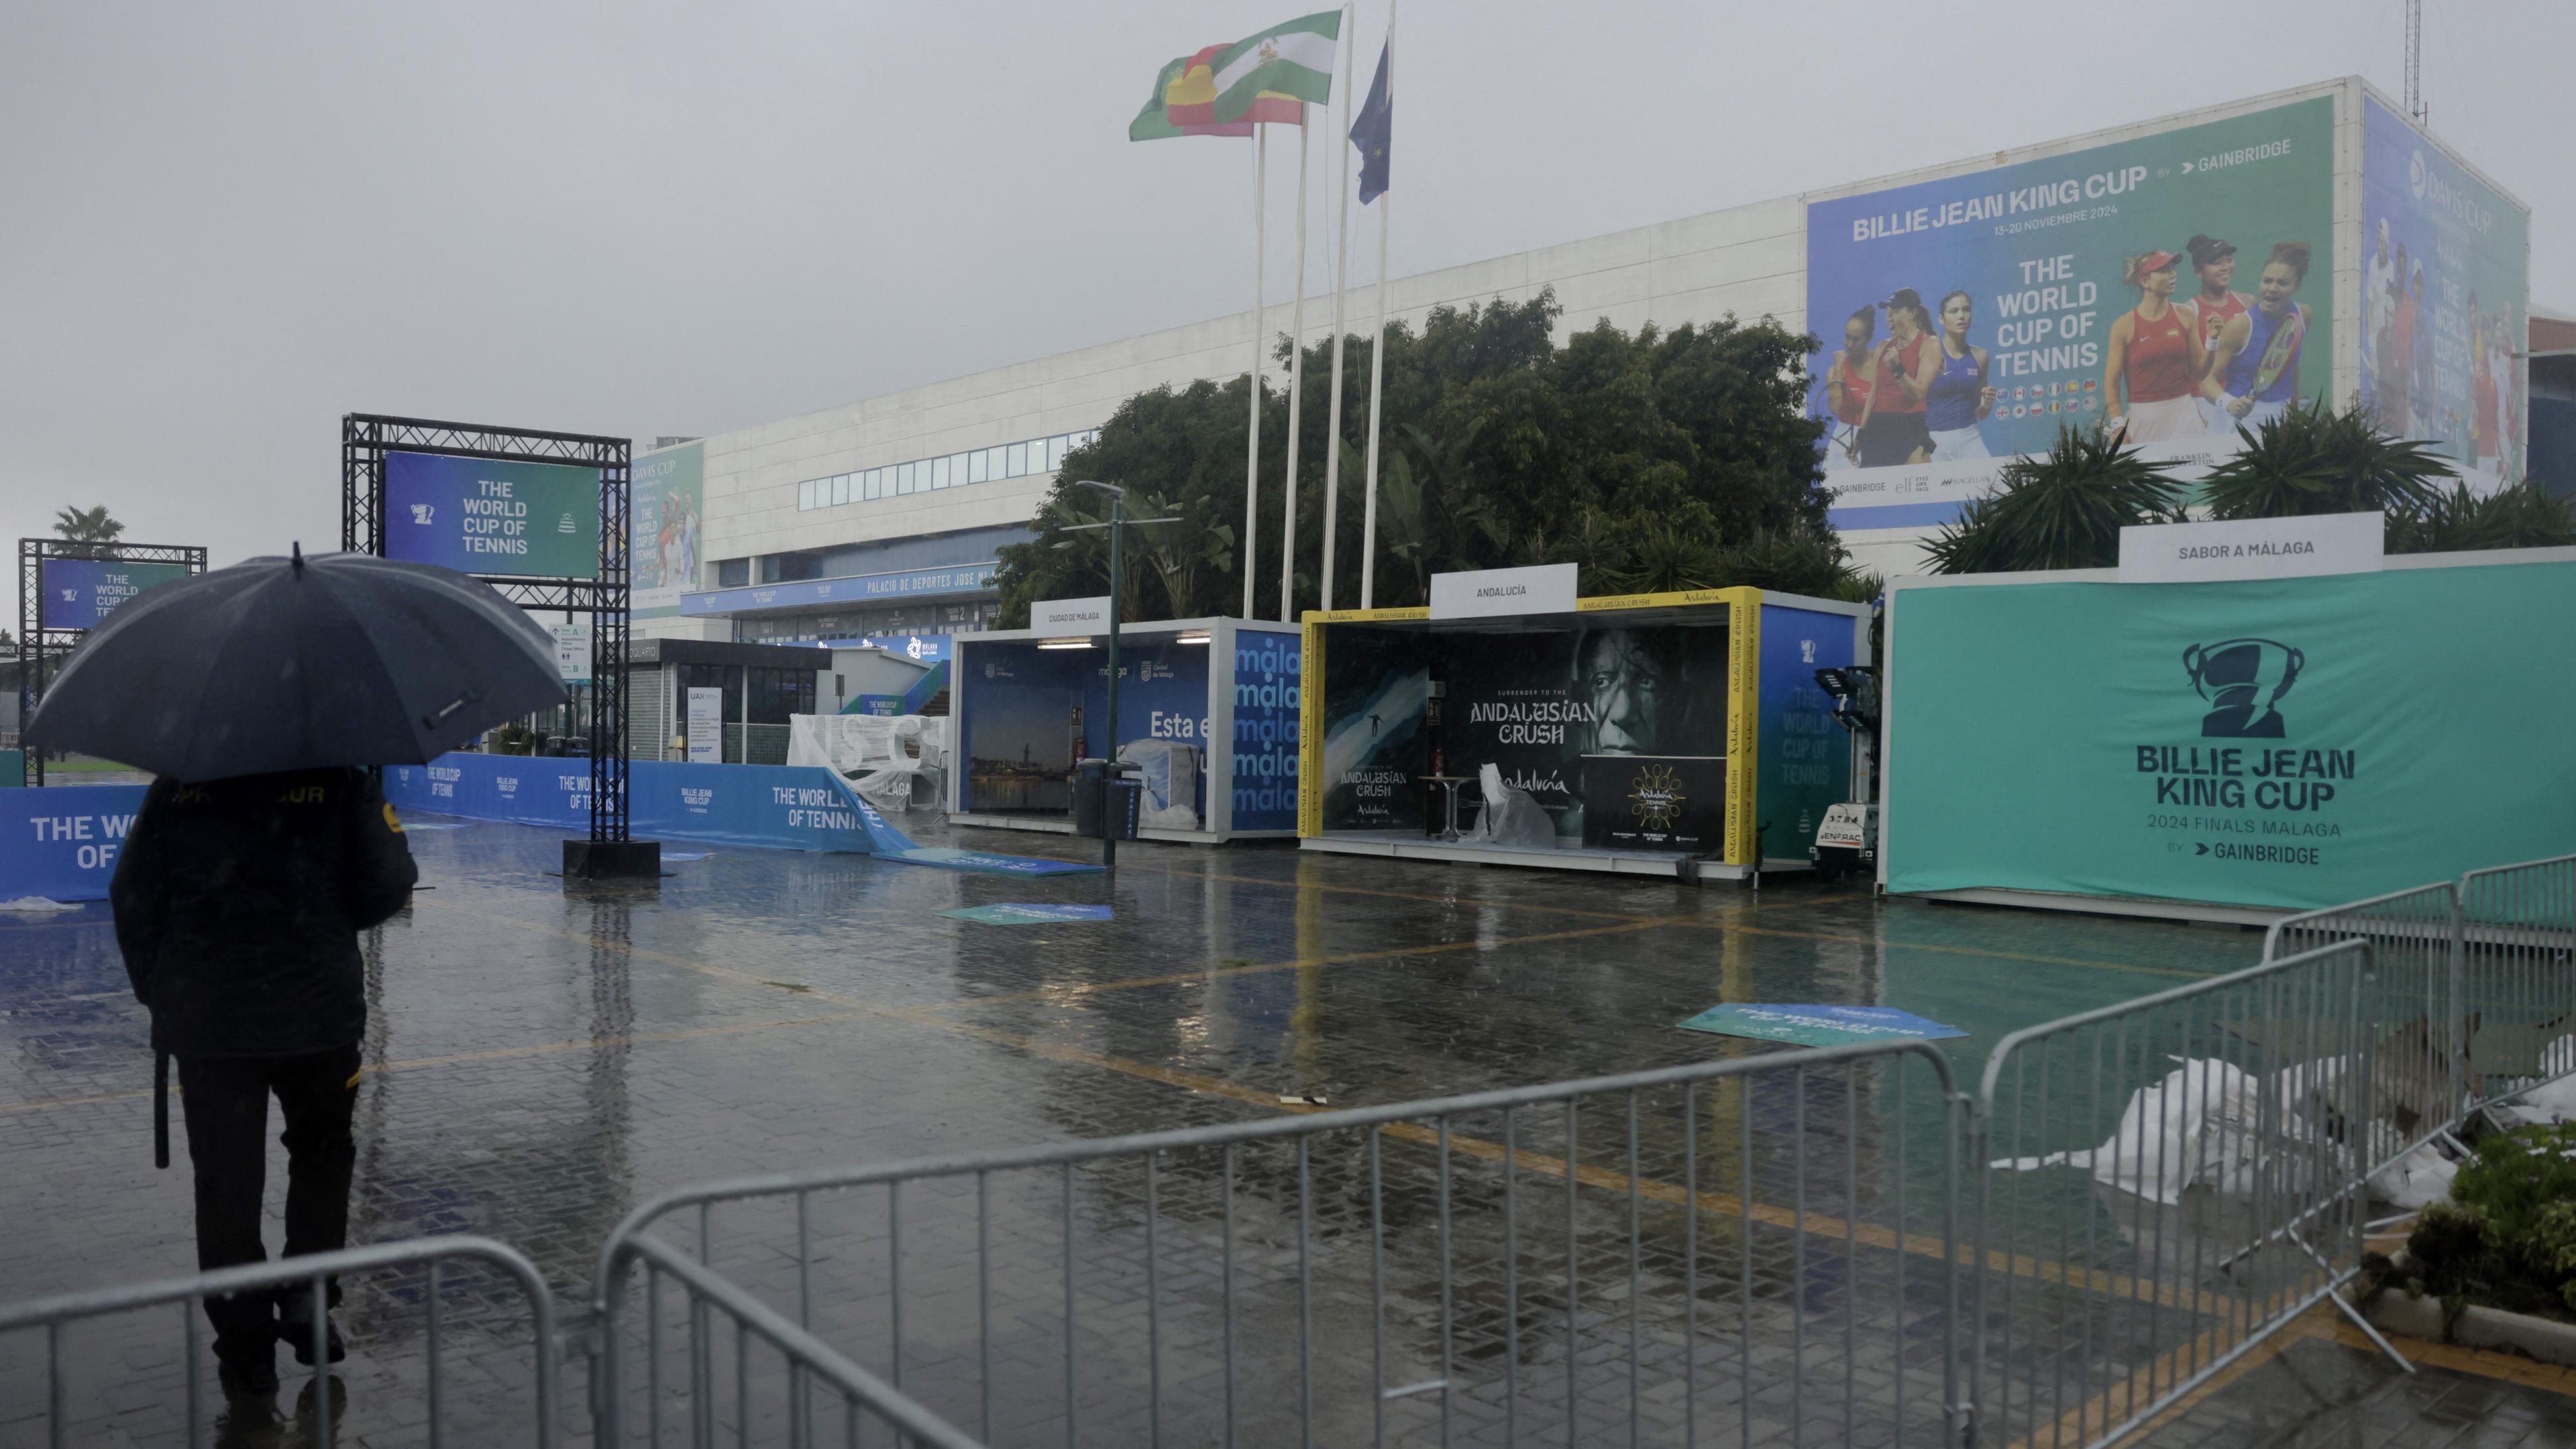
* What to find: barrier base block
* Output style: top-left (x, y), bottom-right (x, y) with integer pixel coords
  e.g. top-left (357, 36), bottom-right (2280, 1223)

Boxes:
top-left (562, 838), bottom-right (663, 881)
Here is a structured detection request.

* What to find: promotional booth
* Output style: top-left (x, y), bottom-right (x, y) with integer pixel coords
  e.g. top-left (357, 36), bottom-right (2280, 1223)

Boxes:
top-left (945, 616), bottom-right (1301, 843)
top-left (1295, 582), bottom-right (1866, 878)
top-left (1879, 545), bottom-right (2576, 921)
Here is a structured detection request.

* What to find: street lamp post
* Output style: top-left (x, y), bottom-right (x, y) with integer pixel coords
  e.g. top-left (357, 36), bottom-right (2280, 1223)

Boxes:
top-left (1063, 481), bottom-right (1180, 868)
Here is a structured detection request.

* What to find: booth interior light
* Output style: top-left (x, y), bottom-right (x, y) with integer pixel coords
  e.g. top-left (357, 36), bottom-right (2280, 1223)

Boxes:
top-left (1175, 631), bottom-right (1212, 645)
top-left (1036, 637), bottom-right (1095, 650)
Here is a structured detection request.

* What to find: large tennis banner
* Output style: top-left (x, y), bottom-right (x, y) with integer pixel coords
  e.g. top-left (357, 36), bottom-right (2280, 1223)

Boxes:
top-left (1882, 558), bottom-right (2576, 912)
top-left (382, 451), bottom-right (600, 579)
top-left (1807, 98), bottom-right (2334, 532)
top-left (634, 439), bottom-right (705, 618)
top-left (2358, 97), bottom-right (2530, 491)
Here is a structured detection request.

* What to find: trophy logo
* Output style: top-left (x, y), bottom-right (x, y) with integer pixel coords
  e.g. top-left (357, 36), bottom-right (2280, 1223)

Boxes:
top-left (2182, 637), bottom-right (2304, 739)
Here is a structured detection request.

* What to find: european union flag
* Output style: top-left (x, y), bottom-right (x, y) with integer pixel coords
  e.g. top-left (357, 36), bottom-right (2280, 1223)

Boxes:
top-left (1350, 41), bottom-right (1391, 203)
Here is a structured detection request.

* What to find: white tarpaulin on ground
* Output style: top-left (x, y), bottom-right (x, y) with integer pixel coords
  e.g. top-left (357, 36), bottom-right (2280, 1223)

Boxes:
top-left (788, 714), bottom-right (950, 810)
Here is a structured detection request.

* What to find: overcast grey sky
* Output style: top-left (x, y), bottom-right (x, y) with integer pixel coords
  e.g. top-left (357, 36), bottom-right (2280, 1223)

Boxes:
top-left (5, 0), bottom-right (2566, 570)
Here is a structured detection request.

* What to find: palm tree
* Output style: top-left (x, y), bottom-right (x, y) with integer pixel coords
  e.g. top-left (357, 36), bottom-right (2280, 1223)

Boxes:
top-left (2385, 480), bottom-right (2576, 554)
top-left (2199, 398), bottom-right (2452, 521)
top-left (1128, 490), bottom-right (1235, 621)
top-left (52, 505), bottom-right (126, 560)
top-left (1923, 427), bottom-right (2186, 574)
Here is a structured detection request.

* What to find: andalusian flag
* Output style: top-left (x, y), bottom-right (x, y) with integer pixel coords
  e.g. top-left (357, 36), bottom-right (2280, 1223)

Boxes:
top-left (1165, 44), bottom-right (1305, 127)
top-left (1130, 53), bottom-right (1252, 141)
top-left (1207, 11), bottom-right (1342, 125)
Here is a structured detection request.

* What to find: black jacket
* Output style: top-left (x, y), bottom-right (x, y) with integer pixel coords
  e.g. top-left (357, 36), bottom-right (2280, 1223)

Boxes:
top-left (111, 768), bottom-right (418, 1057)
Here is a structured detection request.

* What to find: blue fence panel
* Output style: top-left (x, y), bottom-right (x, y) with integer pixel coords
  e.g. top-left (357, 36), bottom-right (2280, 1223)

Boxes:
top-left (0, 784), bottom-right (151, 900)
top-left (384, 753), bottom-right (906, 855)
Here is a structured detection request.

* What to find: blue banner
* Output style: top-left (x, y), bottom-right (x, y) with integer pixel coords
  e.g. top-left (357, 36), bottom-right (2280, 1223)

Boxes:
top-left (383, 451), bottom-right (601, 579)
top-left (1805, 99), bottom-right (2334, 530)
top-left (1230, 628), bottom-right (1301, 830)
top-left (384, 754), bottom-right (900, 853)
top-left (682, 565), bottom-right (998, 616)
top-left (2358, 97), bottom-right (2530, 487)
top-left (0, 784), bottom-right (150, 901)
top-left (40, 559), bottom-right (192, 629)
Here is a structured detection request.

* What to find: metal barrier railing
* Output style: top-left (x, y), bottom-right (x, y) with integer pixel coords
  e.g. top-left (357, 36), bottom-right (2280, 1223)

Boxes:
top-left (1970, 940), bottom-right (2402, 1449)
top-left (597, 1232), bottom-right (983, 1448)
top-left (0, 1234), bottom-right (559, 1449)
top-left (13, 863), bottom-right (2575, 1447)
top-left (2458, 854), bottom-right (2576, 1120)
top-left (2262, 883), bottom-right (2464, 1163)
top-left (592, 1040), bottom-right (1970, 1449)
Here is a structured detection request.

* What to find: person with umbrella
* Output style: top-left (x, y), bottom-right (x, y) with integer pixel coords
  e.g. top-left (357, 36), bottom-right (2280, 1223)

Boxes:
top-left (29, 544), bottom-right (566, 1394)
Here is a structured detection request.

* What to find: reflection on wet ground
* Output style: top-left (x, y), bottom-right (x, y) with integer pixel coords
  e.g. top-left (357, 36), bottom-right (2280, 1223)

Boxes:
top-left (3, 813), bottom-right (2571, 1444)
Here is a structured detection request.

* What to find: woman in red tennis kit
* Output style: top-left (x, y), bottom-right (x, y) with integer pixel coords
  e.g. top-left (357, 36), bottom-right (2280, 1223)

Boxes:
top-left (1821, 307), bottom-right (1877, 472)
top-left (2181, 234), bottom-right (2249, 430)
top-left (1859, 288), bottom-right (1938, 466)
top-left (2102, 250), bottom-right (2208, 445)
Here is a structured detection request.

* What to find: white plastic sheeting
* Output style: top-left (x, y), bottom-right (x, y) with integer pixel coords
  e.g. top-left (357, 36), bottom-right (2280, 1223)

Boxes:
top-left (1466, 761), bottom-right (1554, 849)
top-left (788, 714), bottom-right (951, 811)
top-left (1115, 740), bottom-right (1201, 830)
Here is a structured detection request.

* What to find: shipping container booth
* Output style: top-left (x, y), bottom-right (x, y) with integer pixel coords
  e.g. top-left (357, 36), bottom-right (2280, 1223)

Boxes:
top-left (1296, 587), bottom-right (1868, 878)
top-left (946, 616), bottom-right (1301, 843)
top-left (1878, 547), bottom-right (2576, 922)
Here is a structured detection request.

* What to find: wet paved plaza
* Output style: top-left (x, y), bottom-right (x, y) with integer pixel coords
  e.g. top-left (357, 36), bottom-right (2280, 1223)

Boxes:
top-left (5, 812), bottom-right (2574, 1445)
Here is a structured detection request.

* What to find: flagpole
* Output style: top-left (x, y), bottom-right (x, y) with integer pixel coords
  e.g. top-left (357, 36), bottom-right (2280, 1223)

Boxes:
top-left (1359, 0), bottom-right (1395, 608)
top-left (1279, 111), bottom-right (1311, 624)
top-left (1320, 5), bottom-right (1354, 612)
top-left (1242, 123), bottom-right (1267, 622)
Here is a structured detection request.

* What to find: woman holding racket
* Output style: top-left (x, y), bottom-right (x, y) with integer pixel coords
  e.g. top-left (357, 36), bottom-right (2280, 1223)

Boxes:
top-left (1858, 289), bottom-right (1938, 466)
top-left (1819, 307), bottom-right (1877, 472)
top-left (2102, 250), bottom-right (2207, 445)
top-left (2201, 241), bottom-right (2312, 429)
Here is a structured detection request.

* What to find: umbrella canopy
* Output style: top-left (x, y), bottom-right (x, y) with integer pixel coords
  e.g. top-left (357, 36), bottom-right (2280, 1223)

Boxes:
top-left (25, 547), bottom-right (570, 782)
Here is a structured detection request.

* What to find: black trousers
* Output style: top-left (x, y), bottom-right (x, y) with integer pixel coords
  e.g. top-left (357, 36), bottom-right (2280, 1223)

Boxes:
top-left (176, 1046), bottom-right (362, 1360)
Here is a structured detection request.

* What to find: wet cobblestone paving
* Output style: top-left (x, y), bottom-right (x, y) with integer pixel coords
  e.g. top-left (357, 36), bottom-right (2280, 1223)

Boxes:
top-left (5, 814), bottom-right (2573, 1444)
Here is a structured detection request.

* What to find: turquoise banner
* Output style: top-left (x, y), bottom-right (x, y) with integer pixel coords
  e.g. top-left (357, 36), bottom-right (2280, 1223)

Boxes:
top-left (1884, 559), bottom-right (2576, 911)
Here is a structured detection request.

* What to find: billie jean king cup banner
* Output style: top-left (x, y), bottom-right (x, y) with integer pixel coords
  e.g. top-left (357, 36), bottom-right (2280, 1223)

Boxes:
top-left (1807, 97), bottom-right (2333, 530)
top-left (633, 440), bottom-right (705, 617)
top-left (38, 559), bottom-right (191, 629)
top-left (1884, 560), bottom-right (2576, 912)
top-left (382, 451), bottom-right (601, 578)
top-left (2359, 98), bottom-right (2530, 491)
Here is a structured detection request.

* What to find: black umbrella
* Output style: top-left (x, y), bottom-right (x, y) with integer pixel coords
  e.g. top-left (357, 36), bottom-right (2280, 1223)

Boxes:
top-left (25, 546), bottom-right (569, 782)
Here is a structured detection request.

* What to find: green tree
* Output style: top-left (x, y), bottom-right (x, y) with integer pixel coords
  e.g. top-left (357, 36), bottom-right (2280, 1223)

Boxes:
top-left (991, 289), bottom-right (1853, 625)
top-left (1926, 398), bottom-right (2565, 575)
top-left (52, 505), bottom-right (125, 561)
top-left (1923, 429), bottom-right (2188, 574)
top-left (2385, 479), bottom-right (2576, 553)
top-left (2199, 398), bottom-right (2452, 521)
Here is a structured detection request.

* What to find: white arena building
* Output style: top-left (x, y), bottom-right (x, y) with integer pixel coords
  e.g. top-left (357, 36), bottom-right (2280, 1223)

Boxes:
top-left (640, 76), bottom-right (2556, 649)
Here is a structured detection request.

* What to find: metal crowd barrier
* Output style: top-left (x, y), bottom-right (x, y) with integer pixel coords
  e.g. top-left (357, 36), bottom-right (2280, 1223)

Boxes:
top-left (596, 1232), bottom-right (981, 1448)
top-left (1969, 940), bottom-right (2397, 1449)
top-left (2263, 883), bottom-right (2463, 1163)
top-left (13, 863), bottom-right (2575, 1448)
top-left (592, 1040), bottom-right (1969, 1448)
top-left (2265, 855), bottom-right (2576, 1148)
top-left (0, 1234), bottom-right (559, 1448)
top-left (2458, 855), bottom-right (2576, 1120)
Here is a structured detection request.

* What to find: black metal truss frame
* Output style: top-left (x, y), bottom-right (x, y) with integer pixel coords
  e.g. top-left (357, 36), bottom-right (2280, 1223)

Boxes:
top-left (342, 413), bottom-right (633, 843)
top-left (17, 539), bottom-right (208, 786)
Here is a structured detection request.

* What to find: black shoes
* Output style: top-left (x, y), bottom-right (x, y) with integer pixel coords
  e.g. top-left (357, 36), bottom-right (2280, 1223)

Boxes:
top-left (278, 1299), bottom-right (347, 1366)
top-left (215, 1352), bottom-right (280, 1397)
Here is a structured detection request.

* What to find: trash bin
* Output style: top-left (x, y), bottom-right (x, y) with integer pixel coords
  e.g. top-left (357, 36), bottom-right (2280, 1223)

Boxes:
top-left (1072, 758), bottom-right (1108, 837)
top-left (1104, 773), bottom-right (1142, 841)
top-left (1072, 758), bottom-right (1143, 840)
